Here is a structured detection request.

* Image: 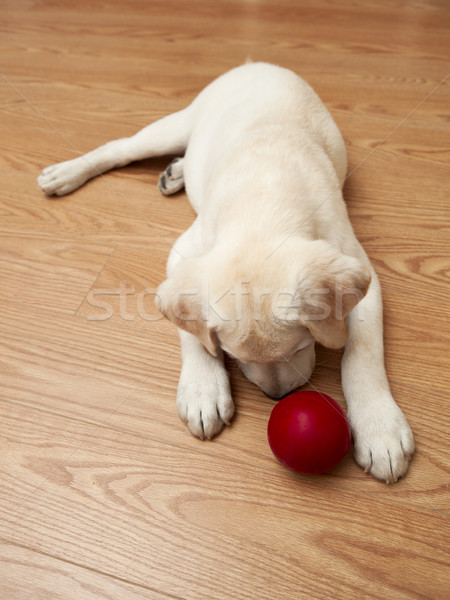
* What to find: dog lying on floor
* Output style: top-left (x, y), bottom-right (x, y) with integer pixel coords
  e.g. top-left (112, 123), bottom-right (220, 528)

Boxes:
top-left (38, 62), bottom-right (414, 482)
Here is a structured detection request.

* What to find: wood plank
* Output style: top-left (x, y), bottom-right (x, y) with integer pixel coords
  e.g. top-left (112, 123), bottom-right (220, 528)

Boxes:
top-left (0, 300), bottom-right (178, 418)
top-left (346, 113), bottom-right (450, 170)
top-left (0, 232), bottom-right (113, 314)
top-left (1, 401), bottom-right (448, 600)
top-left (383, 292), bottom-right (450, 392)
top-left (3, 0), bottom-right (449, 72)
top-left (353, 80), bottom-right (450, 131)
top-left (0, 169), bottom-right (189, 251)
top-left (0, 541), bottom-right (170, 600)
top-left (352, 218), bottom-right (450, 303)
top-left (76, 246), bottom-right (169, 326)
top-left (344, 149), bottom-right (449, 232)
top-left (2, 1), bottom-right (449, 126)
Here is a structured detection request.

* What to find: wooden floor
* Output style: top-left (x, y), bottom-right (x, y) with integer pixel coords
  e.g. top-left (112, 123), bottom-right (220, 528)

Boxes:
top-left (1, 0), bottom-right (449, 598)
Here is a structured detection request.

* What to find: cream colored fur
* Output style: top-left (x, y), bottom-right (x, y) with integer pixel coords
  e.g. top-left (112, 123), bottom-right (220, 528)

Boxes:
top-left (38, 63), bottom-right (414, 483)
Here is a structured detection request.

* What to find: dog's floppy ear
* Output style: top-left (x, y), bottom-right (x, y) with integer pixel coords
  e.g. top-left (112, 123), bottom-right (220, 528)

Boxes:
top-left (155, 263), bottom-right (218, 357)
top-left (296, 242), bottom-right (371, 349)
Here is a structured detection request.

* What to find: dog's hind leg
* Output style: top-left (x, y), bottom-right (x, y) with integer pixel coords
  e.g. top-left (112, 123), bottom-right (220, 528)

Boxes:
top-left (38, 107), bottom-right (194, 196)
top-left (158, 157), bottom-right (185, 196)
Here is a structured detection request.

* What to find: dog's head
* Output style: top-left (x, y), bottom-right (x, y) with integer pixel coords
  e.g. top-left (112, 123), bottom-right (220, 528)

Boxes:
top-left (156, 239), bottom-right (370, 398)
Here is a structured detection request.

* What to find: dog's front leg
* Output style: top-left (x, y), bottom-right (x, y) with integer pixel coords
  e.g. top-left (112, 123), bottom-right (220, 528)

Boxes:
top-left (177, 329), bottom-right (234, 439)
top-left (342, 260), bottom-right (415, 483)
top-left (163, 222), bottom-right (235, 439)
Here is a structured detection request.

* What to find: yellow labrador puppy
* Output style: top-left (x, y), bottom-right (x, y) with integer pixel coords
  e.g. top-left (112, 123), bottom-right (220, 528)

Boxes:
top-left (38, 62), bottom-right (414, 482)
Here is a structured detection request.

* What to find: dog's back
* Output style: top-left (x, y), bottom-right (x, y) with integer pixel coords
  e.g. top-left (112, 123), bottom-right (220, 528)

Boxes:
top-left (183, 62), bottom-right (347, 211)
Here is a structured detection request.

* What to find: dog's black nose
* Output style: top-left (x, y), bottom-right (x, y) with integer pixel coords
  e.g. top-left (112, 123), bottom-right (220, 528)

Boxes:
top-left (263, 390), bottom-right (294, 401)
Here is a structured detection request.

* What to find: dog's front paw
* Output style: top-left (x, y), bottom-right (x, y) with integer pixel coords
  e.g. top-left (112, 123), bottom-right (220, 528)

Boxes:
top-left (176, 371), bottom-right (235, 440)
top-left (351, 403), bottom-right (415, 483)
top-left (38, 159), bottom-right (90, 196)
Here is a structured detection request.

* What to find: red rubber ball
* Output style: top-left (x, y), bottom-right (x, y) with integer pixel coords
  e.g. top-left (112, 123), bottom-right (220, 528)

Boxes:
top-left (267, 391), bottom-right (351, 474)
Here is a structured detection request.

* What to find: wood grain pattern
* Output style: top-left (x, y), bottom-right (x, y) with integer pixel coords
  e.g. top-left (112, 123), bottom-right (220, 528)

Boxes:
top-left (1, 0), bottom-right (449, 598)
top-left (1, 401), bottom-right (449, 600)
top-left (0, 232), bottom-right (114, 313)
top-left (0, 542), bottom-right (170, 600)
top-left (352, 220), bottom-right (450, 302)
